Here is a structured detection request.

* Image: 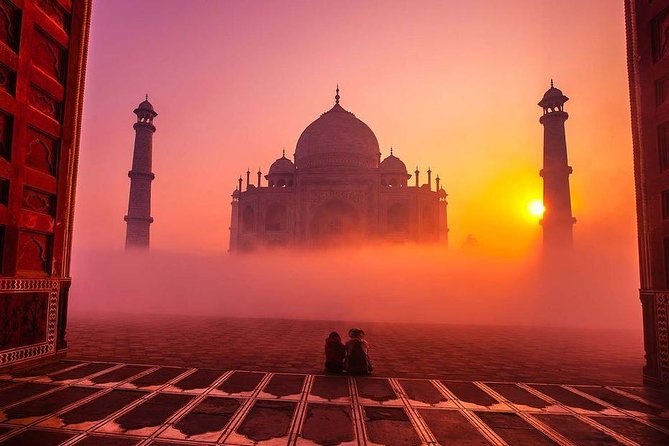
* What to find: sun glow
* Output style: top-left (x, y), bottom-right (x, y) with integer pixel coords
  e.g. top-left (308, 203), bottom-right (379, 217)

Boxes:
top-left (529, 200), bottom-right (545, 217)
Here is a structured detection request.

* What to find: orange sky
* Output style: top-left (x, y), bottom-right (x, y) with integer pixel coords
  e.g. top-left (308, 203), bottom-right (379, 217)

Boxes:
top-left (75, 0), bottom-right (635, 256)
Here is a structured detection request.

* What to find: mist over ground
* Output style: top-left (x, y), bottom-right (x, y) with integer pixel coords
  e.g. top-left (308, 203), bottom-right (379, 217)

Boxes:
top-left (69, 228), bottom-right (639, 330)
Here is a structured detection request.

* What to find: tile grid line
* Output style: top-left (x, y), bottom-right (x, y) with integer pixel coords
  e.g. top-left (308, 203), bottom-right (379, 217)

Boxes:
top-left (60, 367), bottom-right (174, 446)
top-left (287, 374), bottom-right (314, 445)
top-left (0, 362), bottom-right (142, 441)
top-left (216, 372), bottom-right (274, 444)
top-left (0, 361), bottom-right (90, 383)
top-left (0, 362), bottom-right (167, 444)
top-left (0, 362), bottom-right (122, 413)
top-left (136, 370), bottom-right (236, 445)
top-left (429, 380), bottom-right (508, 446)
top-left (0, 361), bottom-right (666, 446)
top-left (349, 377), bottom-right (368, 446)
top-left (474, 382), bottom-right (576, 446)
top-left (0, 361), bottom-right (93, 398)
top-left (68, 367), bottom-right (199, 443)
top-left (563, 385), bottom-right (669, 435)
top-left (605, 386), bottom-right (669, 411)
top-left (516, 383), bottom-right (640, 446)
top-left (388, 378), bottom-right (437, 445)
top-left (70, 369), bottom-right (243, 446)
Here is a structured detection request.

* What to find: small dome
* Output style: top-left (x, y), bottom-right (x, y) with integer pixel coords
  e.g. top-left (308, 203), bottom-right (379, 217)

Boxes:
top-left (134, 96), bottom-right (157, 117)
top-left (538, 81), bottom-right (568, 108)
top-left (139, 100), bottom-right (154, 111)
top-left (380, 154), bottom-right (407, 173)
top-left (268, 155), bottom-right (295, 175)
top-left (541, 86), bottom-right (564, 100)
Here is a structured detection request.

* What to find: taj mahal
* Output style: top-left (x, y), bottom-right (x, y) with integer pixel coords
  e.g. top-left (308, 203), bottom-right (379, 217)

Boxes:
top-left (228, 88), bottom-right (449, 251)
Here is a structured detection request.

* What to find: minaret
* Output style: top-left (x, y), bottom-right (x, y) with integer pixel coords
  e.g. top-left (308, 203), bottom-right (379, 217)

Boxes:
top-left (538, 81), bottom-right (575, 249)
top-left (124, 95), bottom-right (157, 249)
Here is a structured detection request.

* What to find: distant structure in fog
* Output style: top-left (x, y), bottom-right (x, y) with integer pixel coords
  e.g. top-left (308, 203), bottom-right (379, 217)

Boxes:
top-left (538, 81), bottom-right (575, 249)
top-left (124, 96), bottom-right (157, 249)
top-left (229, 87), bottom-right (448, 251)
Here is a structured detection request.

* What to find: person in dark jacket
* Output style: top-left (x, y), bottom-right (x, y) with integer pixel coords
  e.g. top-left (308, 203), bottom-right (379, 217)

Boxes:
top-left (324, 331), bottom-right (345, 373)
top-left (344, 328), bottom-right (372, 375)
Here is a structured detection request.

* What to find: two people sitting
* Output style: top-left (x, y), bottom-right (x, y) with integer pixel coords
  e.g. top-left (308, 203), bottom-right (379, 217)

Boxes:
top-left (324, 328), bottom-right (372, 375)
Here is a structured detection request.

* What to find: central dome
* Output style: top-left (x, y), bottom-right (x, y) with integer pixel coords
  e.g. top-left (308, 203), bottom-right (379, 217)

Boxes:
top-left (295, 99), bottom-right (380, 170)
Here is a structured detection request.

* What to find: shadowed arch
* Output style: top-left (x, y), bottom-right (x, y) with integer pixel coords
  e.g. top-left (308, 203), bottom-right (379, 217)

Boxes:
top-left (265, 203), bottom-right (287, 232)
top-left (388, 203), bottom-right (409, 233)
top-left (242, 206), bottom-right (255, 232)
top-left (311, 199), bottom-right (360, 243)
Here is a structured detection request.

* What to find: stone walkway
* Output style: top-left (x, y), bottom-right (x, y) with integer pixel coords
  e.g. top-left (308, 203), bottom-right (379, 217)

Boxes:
top-left (66, 315), bottom-right (643, 385)
top-left (0, 359), bottom-right (666, 445)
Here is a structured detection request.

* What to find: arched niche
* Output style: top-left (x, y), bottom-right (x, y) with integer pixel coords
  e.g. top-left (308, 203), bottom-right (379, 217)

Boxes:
top-left (265, 203), bottom-right (287, 232)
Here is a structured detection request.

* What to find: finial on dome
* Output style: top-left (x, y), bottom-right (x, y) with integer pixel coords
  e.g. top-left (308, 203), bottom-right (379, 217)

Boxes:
top-left (282, 148), bottom-right (286, 157)
top-left (335, 84), bottom-right (340, 104)
top-left (390, 147), bottom-right (393, 156)
top-left (145, 93), bottom-right (149, 101)
top-left (550, 79), bottom-right (554, 88)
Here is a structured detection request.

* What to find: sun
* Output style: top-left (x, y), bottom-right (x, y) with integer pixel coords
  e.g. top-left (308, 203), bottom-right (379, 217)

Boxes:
top-left (529, 200), bottom-right (545, 217)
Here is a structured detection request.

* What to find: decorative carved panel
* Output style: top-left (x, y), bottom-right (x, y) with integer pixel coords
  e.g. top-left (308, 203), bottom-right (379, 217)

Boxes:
top-left (31, 29), bottom-right (65, 82)
top-left (0, 111), bottom-right (12, 160)
top-left (0, 292), bottom-right (48, 349)
top-left (0, 279), bottom-right (58, 365)
top-left (658, 121), bottom-right (669, 171)
top-left (0, 64), bottom-right (15, 96)
top-left (657, 75), bottom-right (669, 106)
top-left (658, 293), bottom-right (669, 382)
top-left (0, 0), bottom-right (20, 52)
top-left (29, 84), bottom-right (61, 120)
top-left (36, 0), bottom-right (69, 32)
top-left (17, 230), bottom-right (51, 274)
top-left (22, 187), bottom-right (54, 216)
top-left (652, 7), bottom-right (669, 63)
top-left (309, 190), bottom-right (367, 207)
top-left (26, 127), bottom-right (58, 175)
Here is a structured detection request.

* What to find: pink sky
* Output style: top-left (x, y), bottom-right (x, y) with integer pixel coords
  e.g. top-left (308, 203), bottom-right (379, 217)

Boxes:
top-left (75, 0), bottom-right (633, 255)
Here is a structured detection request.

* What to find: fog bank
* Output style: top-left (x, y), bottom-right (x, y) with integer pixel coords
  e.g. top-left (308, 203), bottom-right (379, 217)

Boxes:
top-left (69, 239), bottom-right (639, 329)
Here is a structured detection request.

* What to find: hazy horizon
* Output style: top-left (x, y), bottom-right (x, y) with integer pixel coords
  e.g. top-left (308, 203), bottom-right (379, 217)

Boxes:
top-left (71, 0), bottom-right (639, 329)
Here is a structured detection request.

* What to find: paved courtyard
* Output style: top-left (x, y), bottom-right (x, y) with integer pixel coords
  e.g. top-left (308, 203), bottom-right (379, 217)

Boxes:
top-left (0, 315), bottom-right (655, 445)
top-left (66, 315), bottom-right (643, 385)
top-left (0, 359), bottom-right (666, 445)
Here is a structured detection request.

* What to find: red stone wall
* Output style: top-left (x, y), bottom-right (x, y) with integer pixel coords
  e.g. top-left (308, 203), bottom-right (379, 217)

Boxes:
top-left (626, 0), bottom-right (669, 387)
top-left (0, 0), bottom-right (91, 368)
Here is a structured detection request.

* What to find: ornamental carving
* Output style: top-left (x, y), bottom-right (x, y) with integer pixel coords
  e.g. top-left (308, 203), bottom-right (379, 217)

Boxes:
top-left (17, 231), bottom-right (50, 273)
top-left (37, 0), bottom-right (69, 32)
top-left (309, 190), bottom-right (367, 207)
top-left (22, 188), bottom-right (54, 216)
top-left (0, 0), bottom-right (19, 51)
top-left (26, 127), bottom-right (58, 175)
top-left (29, 85), bottom-right (61, 120)
top-left (657, 293), bottom-right (669, 382)
top-left (0, 292), bottom-right (48, 349)
top-left (0, 279), bottom-right (59, 366)
top-left (299, 152), bottom-right (377, 170)
top-left (32, 30), bottom-right (64, 82)
top-left (653, 8), bottom-right (669, 63)
top-left (0, 64), bottom-right (14, 95)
